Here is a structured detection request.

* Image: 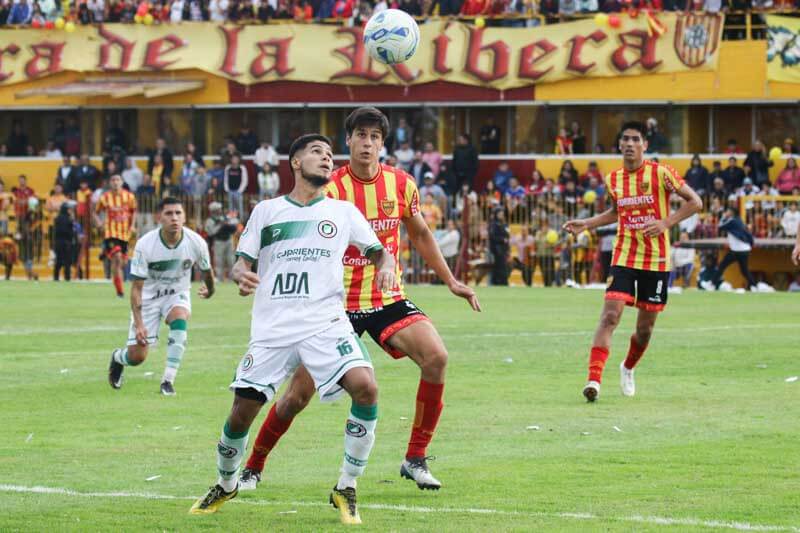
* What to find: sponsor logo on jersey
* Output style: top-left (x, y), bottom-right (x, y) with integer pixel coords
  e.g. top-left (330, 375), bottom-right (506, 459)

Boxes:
top-left (318, 220), bottom-right (337, 238)
top-left (381, 198), bottom-right (396, 217)
top-left (345, 419), bottom-right (367, 438)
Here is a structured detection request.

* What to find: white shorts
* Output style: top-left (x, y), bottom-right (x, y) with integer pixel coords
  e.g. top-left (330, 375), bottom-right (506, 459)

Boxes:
top-left (126, 290), bottom-right (192, 347)
top-left (230, 320), bottom-right (373, 403)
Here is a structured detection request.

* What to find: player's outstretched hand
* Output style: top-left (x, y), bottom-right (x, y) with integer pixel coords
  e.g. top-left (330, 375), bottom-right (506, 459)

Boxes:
top-left (237, 271), bottom-right (260, 296)
top-left (642, 219), bottom-right (669, 237)
top-left (563, 219), bottom-right (587, 235)
top-left (198, 284), bottom-right (214, 299)
top-left (375, 268), bottom-right (396, 293)
top-left (792, 244), bottom-right (800, 266)
top-left (448, 279), bottom-right (481, 312)
top-left (135, 324), bottom-right (149, 346)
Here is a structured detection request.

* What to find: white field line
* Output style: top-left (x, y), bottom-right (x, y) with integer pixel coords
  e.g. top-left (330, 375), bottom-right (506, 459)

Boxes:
top-left (1, 322), bottom-right (796, 339)
top-left (0, 484), bottom-right (796, 532)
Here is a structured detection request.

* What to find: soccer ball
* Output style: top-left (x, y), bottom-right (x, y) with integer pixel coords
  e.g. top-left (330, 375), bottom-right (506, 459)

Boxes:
top-left (363, 9), bottom-right (420, 65)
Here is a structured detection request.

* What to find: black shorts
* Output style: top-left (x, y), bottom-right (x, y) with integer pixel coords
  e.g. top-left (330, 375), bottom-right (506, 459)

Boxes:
top-left (606, 266), bottom-right (669, 312)
top-left (347, 299), bottom-right (429, 359)
top-left (103, 238), bottom-right (128, 259)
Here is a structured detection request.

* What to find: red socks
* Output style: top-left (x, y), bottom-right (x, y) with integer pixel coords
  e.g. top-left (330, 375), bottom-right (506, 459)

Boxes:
top-left (588, 346), bottom-right (610, 383)
top-left (113, 274), bottom-right (123, 296)
top-left (623, 335), bottom-right (648, 370)
top-left (245, 404), bottom-right (294, 473)
top-left (406, 380), bottom-right (444, 459)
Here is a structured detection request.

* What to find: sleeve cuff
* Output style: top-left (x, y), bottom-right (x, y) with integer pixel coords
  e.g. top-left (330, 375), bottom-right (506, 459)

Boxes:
top-left (235, 251), bottom-right (257, 263)
top-left (363, 243), bottom-right (384, 256)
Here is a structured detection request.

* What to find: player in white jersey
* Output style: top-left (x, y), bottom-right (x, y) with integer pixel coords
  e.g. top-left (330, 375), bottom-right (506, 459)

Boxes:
top-left (190, 134), bottom-right (395, 525)
top-left (107, 197), bottom-right (215, 396)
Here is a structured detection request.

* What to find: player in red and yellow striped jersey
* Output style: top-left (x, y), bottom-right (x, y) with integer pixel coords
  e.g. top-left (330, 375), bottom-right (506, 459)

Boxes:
top-left (95, 174), bottom-right (137, 297)
top-left (564, 121), bottom-right (702, 403)
top-left (240, 107), bottom-right (481, 492)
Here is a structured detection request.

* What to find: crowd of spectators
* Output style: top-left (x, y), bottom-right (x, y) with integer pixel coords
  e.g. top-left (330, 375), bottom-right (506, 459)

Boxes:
top-left (0, 0), bottom-right (795, 28)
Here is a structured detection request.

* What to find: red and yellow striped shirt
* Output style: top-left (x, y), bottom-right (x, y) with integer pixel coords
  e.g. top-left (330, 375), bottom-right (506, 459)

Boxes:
top-left (327, 164), bottom-right (420, 312)
top-left (605, 161), bottom-right (684, 272)
top-left (96, 189), bottom-right (137, 242)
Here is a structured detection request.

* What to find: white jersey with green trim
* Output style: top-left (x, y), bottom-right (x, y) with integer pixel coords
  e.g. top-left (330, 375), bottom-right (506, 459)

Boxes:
top-left (130, 227), bottom-right (211, 301)
top-left (236, 195), bottom-right (383, 347)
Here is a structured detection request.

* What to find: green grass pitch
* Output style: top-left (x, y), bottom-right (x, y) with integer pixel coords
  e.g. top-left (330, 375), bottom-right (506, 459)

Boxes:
top-left (1, 282), bottom-right (799, 532)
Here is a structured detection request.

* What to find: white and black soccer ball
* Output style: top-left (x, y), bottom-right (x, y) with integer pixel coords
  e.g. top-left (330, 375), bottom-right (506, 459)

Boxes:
top-left (363, 9), bottom-right (420, 65)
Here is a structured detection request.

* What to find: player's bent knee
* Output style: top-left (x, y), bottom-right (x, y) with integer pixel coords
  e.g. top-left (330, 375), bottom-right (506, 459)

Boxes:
top-left (600, 311), bottom-right (622, 330)
top-left (280, 389), bottom-right (312, 418)
top-left (127, 346), bottom-right (147, 365)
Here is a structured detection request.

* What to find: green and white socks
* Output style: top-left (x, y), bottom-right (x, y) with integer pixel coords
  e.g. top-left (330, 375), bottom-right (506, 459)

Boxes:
top-left (337, 403), bottom-right (378, 490)
top-left (217, 421), bottom-right (248, 493)
top-left (162, 319), bottom-right (187, 384)
top-left (112, 347), bottom-right (138, 366)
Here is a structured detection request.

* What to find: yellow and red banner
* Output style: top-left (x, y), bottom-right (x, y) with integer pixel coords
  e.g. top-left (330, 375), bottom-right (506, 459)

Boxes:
top-left (0, 13), bottom-right (723, 89)
top-left (767, 15), bottom-right (800, 83)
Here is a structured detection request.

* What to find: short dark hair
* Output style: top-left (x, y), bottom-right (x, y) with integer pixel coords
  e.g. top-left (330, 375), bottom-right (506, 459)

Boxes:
top-left (344, 107), bottom-right (389, 139)
top-left (288, 133), bottom-right (332, 161)
top-left (158, 197), bottom-right (183, 211)
top-left (618, 121), bottom-right (647, 139)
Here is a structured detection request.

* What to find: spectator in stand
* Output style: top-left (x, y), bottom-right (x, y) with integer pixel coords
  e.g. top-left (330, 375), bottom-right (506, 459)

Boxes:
top-left (6, 121), bottom-right (29, 157)
top-left (419, 171), bottom-right (447, 209)
top-left (669, 231), bottom-right (695, 288)
top-left (409, 151), bottom-right (432, 183)
top-left (257, 162), bottom-right (280, 200)
top-left (88, 0), bottom-right (105, 21)
top-left (645, 117), bottom-right (668, 153)
top-left (428, 0), bottom-right (462, 15)
top-left (569, 121), bottom-right (587, 154)
top-left (207, 159), bottom-right (225, 188)
top-left (179, 153), bottom-right (200, 196)
top-left (737, 177), bottom-right (760, 211)
top-left (452, 133), bottom-right (479, 190)
top-left (480, 116), bottom-right (501, 154)
top-left (461, 0), bottom-right (488, 14)
top-left (223, 153), bottom-right (248, 215)
top-left (558, 160), bottom-right (579, 184)
top-left (204, 202), bottom-right (238, 282)
top-left (0, 1), bottom-right (12, 24)
top-left (781, 203), bottom-right (800, 237)
top-left (554, 127), bottom-right (572, 155)
top-left (13, 175), bottom-right (34, 221)
top-left (394, 141), bottom-right (414, 171)
top-left (775, 157), bottom-right (800, 195)
top-left (185, 142), bottom-right (205, 167)
top-left (53, 204), bottom-right (75, 282)
top-left (528, 169), bottom-right (546, 194)
top-left (562, 179), bottom-right (581, 217)
top-left (725, 138), bottom-right (742, 154)
top-left (685, 154), bottom-right (711, 196)
top-left (506, 176), bottom-right (526, 199)
top-left (254, 140), bottom-right (279, 169)
top-left (219, 140), bottom-right (238, 167)
top-left (492, 161), bottom-right (513, 194)
top-left (235, 126), bottom-right (259, 155)
top-left (0, 179), bottom-right (11, 236)
top-left (744, 140), bottom-right (773, 187)
top-left (488, 207), bottom-right (509, 285)
top-left (721, 156), bottom-right (745, 191)
top-left (75, 179), bottom-right (92, 223)
top-left (55, 156), bottom-right (78, 196)
top-left (435, 219), bottom-right (461, 273)
top-left (421, 142), bottom-right (442, 178)
top-left (150, 154), bottom-right (169, 194)
top-left (41, 139), bottom-right (62, 159)
top-left (710, 207), bottom-right (757, 291)
top-left (783, 137), bottom-right (799, 155)
top-left (75, 154), bottom-right (100, 190)
top-left (209, 0), bottom-right (229, 20)
top-left (7, 0), bottom-right (31, 24)
top-left (332, 0), bottom-right (354, 17)
top-left (389, 117), bottom-right (413, 152)
top-left (709, 159), bottom-right (723, 184)
top-left (437, 162), bottom-right (457, 196)
top-left (170, 0), bottom-right (185, 21)
top-left (45, 184), bottom-right (67, 222)
top-left (534, 218), bottom-right (556, 286)
top-left (510, 227), bottom-right (535, 286)
top-left (709, 177), bottom-right (729, 204)
top-left (398, 0), bottom-right (422, 14)
top-left (121, 158), bottom-right (143, 193)
top-left (421, 192), bottom-right (443, 231)
top-left (17, 197), bottom-right (40, 281)
top-left (581, 160), bottom-right (602, 187)
top-left (148, 138), bottom-right (174, 179)
top-left (484, 180), bottom-right (502, 204)
top-left (77, 1), bottom-right (92, 23)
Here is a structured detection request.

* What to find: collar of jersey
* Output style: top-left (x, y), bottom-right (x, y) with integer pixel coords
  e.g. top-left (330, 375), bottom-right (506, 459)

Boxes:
top-left (159, 228), bottom-right (184, 249)
top-left (623, 161), bottom-right (649, 175)
top-left (283, 195), bottom-right (325, 208)
top-left (347, 164), bottom-right (382, 184)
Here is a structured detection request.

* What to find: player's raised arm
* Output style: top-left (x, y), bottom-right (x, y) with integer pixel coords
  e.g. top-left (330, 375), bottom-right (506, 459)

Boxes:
top-left (130, 279), bottom-right (148, 346)
top-left (564, 203), bottom-right (618, 236)
top-left (405, 212), bottom-right (481, 312)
